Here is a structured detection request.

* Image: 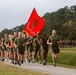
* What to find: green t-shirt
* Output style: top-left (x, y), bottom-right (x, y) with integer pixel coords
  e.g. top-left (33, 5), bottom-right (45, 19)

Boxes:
top-left (4, 38), bottom-right (10, 44)
top-left (15, 37), bottom-right (26, 48)
top-left (33, 38), bottom-right (40, 48)
top-left (41, 36), bottom-right (48, 47)
top-left (25, 37), bottom-right (30, 49)
top-left (48, 35), bottom-right (59, 46)
top-left (29, 37), bottom-right (34, 47)
top-left (12, 36), bottom-right (17, 42)
top-left (4, 38), bottom-right (10, 51)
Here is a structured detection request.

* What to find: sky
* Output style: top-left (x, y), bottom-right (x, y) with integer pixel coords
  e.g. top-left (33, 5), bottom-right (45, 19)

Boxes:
top-left (0, 0), bottom-right (76, 32)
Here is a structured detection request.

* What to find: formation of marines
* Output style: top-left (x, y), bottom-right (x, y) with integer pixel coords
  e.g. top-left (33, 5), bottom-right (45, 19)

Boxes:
top-left (0, 30), bottom-right (60, 67)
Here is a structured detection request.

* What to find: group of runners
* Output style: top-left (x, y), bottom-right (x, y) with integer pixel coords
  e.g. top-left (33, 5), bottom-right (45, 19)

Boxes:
top-left (0, 30), bottom-right (60, 67)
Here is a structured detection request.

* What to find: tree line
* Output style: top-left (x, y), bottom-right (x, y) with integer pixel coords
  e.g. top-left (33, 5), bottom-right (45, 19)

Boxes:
top-left (0, 5), bottom-right (76, 40)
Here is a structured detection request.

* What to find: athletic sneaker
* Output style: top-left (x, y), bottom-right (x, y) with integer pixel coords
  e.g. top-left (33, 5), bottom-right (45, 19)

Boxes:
top-left (28, 58), bottom-right (31, 63)
top-left (12, 61), bottom-right (14, 64)
top-left (10, 60), bottom-right (14, 64)
top-left (14, 61), bottom-right (17, 65)
top-left (43, 60), bottom-right (46, 65)
top-left (32, 59), bottom-right (35, 63)
top-left (25, 58), bottom-right (28, 62)
top-left (18, 61), bottom-right (21, 66)
top-left (1, 58), bottom-right (5, 62)
top-left (21, 60), bottom-right (24, 64)
top-left (5, 58), bottom-right (8, 62)
top-left (54, 60), bottom-right (56, 67)
top-left (54, 63), bottom-right (56, 67)
top-left (19, 63), bottom-right (21, 66)
top-left (9, 60), bottom-right (12, 63)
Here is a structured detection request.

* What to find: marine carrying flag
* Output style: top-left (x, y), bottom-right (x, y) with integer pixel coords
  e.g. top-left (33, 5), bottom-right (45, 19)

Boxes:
top-left (24, 8), bottom-right (44, 36)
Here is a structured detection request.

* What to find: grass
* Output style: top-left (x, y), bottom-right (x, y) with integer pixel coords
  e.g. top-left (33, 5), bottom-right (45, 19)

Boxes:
top-left (0, 47), bottom-right (76, 75)
top-left (46, 47), bottom-right (76, 68)
top-left (0, 62), bottom-right (47, 75)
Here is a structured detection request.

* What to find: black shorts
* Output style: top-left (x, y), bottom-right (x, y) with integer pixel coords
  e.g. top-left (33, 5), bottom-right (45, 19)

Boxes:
top-left (18, 48), bottom-right (25, 55)
top-left (35, 46), bottom-right (40, 51)
top-left (26, 45), bottom-right (30, 50)
top-left (51, 46), bottom-right (60, 54)
top-left (29, 46), bottom-right (34, 52)
top-left (42, 46), bottom-right (48, 51)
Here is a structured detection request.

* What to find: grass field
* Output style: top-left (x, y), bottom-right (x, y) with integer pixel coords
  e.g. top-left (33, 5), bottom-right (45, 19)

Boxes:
top-left (0, 48), bottom-right (76, 75)
top-left (0, 62), bottom-right (47, 75)
top-left (47, 47), bottom-right (76, 68)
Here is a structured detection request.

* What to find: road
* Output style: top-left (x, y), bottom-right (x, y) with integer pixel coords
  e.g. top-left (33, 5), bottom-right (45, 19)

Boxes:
top-left (5, 61), bottom-right (76, 75)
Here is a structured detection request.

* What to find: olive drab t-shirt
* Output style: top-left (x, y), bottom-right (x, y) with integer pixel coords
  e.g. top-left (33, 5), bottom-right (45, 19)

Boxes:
top-left (25, 37), bottom-right (30, 50)
top-left (4, 38), bottom-right (10, 51)
top-left (41, 36), bottom-right (48, 48)
top-left (48, 35), bottom-right (59, 47)
top-left (29, 37), bottom-right (33, 47)
top-left (12, 36), bottom-right (17, 43)
top-left (29, 37), bottom-right (34, 51)
top-left (15, 37), bottom-right (26, 49)
top-left (4, 38), bottom-right (10, 45)
top-left (33, 38), bottom-right (40, 48)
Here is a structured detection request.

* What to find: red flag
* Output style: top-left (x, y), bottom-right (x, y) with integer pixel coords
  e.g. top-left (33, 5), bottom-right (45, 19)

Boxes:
top-left (24, 8), bottom-right (44, 36)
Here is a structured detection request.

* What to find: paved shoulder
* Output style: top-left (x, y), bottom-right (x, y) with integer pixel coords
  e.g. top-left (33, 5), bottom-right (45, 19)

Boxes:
top-left (6, 62), bottom-right (76, 75)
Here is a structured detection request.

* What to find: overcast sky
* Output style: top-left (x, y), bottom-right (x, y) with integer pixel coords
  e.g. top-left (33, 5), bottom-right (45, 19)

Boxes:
top-left (0, 0), bottom-right (76, 32)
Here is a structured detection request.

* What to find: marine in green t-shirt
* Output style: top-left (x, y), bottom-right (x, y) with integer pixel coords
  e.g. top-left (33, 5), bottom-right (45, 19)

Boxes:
top-left (15, 37), bottom-right (26, 55)
top-left (4, 38), bottom-right (10, 52)
top-left (28, 37), bottom-right (34, 52)
top-left (47, 30), bottom-right (60, 67)
top-left (33, 37), bottom-right (40, 50)
top-left (48, 35), bottom-right (60, 53)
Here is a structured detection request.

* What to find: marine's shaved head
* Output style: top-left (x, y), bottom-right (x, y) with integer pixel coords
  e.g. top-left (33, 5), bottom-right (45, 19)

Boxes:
top-left (52, 30), bottom-right (56, 36)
